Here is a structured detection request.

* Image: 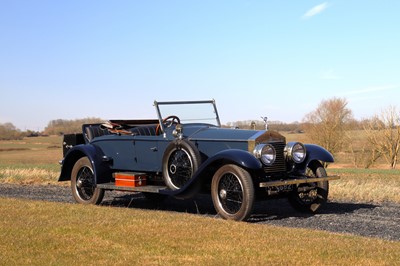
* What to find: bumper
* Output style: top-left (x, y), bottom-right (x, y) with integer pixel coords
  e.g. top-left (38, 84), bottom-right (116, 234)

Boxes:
top-left (259, 175), bottom-right (340, 188)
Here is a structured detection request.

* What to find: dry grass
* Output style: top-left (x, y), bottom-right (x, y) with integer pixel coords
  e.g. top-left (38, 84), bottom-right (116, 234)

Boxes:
top-left (0, 136), bottom-right (61, 184)
top-left (0, 136), bottom-right (62, 164)
top-left (329, 168), bottom-right (400, 203)
top-left (0, 166), bottom-right (59, 185)
top-left (0, 198), bottom-right (399, 265)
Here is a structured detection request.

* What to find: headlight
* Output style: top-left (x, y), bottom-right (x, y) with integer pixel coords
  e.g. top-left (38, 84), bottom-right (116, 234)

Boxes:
top-left (253, 144), bottom-right (276, 166)
top-left (285, 142), bottom-right (306, 163)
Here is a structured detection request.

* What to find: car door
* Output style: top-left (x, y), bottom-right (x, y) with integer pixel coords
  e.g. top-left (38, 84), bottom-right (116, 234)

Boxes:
top-left (133, 136), bottom-right (161, 172)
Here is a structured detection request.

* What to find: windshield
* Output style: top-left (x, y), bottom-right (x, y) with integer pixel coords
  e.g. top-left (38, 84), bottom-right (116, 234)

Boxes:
top-left (154, 100), bottom-right (221, 127)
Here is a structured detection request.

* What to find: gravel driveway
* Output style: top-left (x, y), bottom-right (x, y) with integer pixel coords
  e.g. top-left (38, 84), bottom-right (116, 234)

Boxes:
top-left (1, 183), bottom-right (399, 241)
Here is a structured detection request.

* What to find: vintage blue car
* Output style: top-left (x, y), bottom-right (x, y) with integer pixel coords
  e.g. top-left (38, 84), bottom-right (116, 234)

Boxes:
top-left (59, 100), bottom-right (339, 221)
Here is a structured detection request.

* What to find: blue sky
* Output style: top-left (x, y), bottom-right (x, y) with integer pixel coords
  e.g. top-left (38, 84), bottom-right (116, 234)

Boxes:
top-left (1, 1), bottom-right (399, 131)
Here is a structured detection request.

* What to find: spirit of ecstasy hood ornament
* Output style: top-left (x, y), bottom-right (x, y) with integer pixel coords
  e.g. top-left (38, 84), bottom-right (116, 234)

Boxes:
top-left (261, 116), bottom-right (268, 131)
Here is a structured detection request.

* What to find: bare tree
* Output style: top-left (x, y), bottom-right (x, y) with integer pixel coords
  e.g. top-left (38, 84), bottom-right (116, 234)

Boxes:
top-left (303, 97), bottom-right (353, 155)
top-left (364, 106), bottom-right (400, 169)
top-left (0, 122), bottom-right (24, 140)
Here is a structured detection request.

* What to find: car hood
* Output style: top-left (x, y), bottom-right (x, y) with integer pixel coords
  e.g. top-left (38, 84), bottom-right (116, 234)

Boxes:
top-left (187, 127), bottom-right (286, 152)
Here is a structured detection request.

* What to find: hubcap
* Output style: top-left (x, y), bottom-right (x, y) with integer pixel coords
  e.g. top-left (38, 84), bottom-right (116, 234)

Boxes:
top-left (76, 179), bottom-right (83, 188)
top-left (219, 189), bottom-right (227, 200)
top-left (169, 164), bottom-right (177, 174)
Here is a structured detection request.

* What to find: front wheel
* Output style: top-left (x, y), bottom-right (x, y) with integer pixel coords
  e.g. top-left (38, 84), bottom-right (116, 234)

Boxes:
top-left (211, 164), bottom-right (255, 221)
top-left (71, 157), bottom-right (104, 204)
top-left (288, 161), bottom-right (329, 213)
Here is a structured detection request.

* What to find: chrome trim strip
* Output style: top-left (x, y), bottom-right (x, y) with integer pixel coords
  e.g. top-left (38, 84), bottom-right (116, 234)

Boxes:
top-left (155, 100), bottom-right (215, 105)
top-left (248, 130), bottom-right (267, 141)
top-left (259, 175), bottom-right (340, 187)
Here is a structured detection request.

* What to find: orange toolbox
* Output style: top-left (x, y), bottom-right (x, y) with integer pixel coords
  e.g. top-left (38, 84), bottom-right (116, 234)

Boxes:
top-left (113, 172), bottom-right (147, 187)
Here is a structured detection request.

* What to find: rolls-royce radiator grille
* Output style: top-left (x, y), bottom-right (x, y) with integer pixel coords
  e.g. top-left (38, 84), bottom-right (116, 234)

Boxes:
top-left (263, 142), bottom-right (286, 173)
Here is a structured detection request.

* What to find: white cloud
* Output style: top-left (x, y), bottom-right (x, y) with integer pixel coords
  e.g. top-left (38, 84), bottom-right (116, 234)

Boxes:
top-left (302, 2), bottom-right (330, 19)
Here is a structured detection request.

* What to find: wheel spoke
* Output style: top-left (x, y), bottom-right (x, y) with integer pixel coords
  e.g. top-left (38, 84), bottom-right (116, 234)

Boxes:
top-left (225, 198), bottom-right (242, 204)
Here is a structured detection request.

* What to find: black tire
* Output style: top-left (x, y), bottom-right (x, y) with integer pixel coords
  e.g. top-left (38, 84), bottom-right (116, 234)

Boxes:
top-left (162, 139), bottom-right (202, 190)
top-left (71, 157), bottom-right (104, 205)
top-left (288, 161), bottom-right (329, 213)
top-left (211, 164), bottom-right (255, 221)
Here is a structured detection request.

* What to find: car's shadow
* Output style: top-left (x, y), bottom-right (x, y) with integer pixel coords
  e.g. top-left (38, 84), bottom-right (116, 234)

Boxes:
top-left (101, 192), bottom-right (218, 217)
top-left (100, 191), bottom-right (378, 222)
top-left (248, 200), bottom-right (378, 223)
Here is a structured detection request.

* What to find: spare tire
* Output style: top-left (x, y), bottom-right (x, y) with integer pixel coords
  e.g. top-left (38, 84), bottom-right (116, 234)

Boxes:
top-left (162, 139), bottom-right (202, 190)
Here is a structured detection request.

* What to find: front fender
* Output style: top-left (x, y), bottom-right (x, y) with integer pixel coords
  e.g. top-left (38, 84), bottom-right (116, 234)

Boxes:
top-left (58, 144), bottom-right (111, 184)
top-left (202, 149), bottom-right (262, 170)
top-left (161, 149), bottom-right (262, 199)
top-left (296, 144), bottom-right (334, 173)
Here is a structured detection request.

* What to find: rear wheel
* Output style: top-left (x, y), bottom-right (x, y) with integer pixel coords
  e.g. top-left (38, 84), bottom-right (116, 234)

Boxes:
top-left (211, 164), bottom-right (254, 221)
top-left (288, 161), bottom-right (329, 213)
top-left (71, 157), bottom-right (104, 204)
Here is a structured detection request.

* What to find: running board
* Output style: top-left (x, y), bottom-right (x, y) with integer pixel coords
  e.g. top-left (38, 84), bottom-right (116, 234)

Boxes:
top-left (97, 183), bottom-right (167, 193)
top-left (259, 175), bottom-right (340, 188)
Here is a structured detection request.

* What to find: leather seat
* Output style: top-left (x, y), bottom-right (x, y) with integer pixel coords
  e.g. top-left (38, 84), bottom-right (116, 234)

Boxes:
top-left (130, 125), bottom-right (157, 136)
top-left (85, 125), bottom-right (110, 141)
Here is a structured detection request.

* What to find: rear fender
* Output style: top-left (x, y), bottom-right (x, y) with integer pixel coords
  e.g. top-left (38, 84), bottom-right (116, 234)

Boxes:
top-left (58, 144), bottom-right (112, 184)
top-left (161, 149), bottom-right (262, 199)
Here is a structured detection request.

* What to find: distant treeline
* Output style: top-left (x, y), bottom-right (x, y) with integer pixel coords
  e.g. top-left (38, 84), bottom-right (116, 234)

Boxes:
top-left (0, 118), bottom-right (102, 140)
top-left (0, 123), bottom-right (26, 140)
top-left (43, 118), bottom-right (103, 135)
top-left (224, 120), bottom-right (303, 132)
top-left (225, 118), bottom-right (379, 133)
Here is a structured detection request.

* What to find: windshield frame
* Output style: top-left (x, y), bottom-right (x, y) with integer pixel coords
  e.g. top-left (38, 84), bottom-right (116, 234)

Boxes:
top-left (154, 100), bottom-right (221, 133)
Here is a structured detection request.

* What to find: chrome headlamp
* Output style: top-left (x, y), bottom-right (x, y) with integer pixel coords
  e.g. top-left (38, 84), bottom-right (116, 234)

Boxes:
top-left (253, 144), bottom-right (276, 166)
top-left (285, 142), bottom-right (306, 163)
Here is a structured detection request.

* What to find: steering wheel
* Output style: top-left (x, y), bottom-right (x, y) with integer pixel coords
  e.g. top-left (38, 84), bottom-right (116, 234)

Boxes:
top-left (163, 115), bottom-right (180, 127)
top-left (156, 115), bottom-right (181, 135)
